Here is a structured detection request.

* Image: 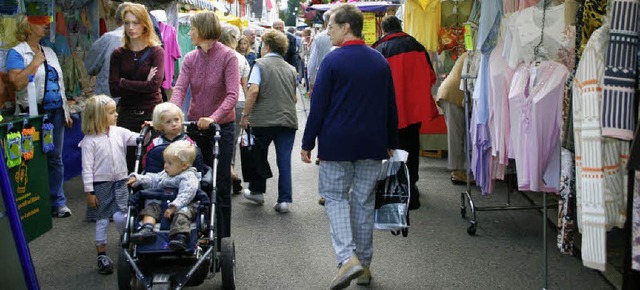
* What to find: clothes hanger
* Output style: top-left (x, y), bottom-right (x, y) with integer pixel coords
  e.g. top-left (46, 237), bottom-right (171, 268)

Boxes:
top-left (532, 0), bottom-right (549, 67)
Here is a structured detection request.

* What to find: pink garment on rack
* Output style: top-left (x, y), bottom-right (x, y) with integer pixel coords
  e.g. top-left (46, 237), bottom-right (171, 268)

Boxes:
top-left (159, 22), bottom-right (181, 90)
top-left (508, 60), bottom-right (567, 192)
top-left (488, 40), bottom-right (515, 180)
top-left (503, 0), bottom-right (540, 14)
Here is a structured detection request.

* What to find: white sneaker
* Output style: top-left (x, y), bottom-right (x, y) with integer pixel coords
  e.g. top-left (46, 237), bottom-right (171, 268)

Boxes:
top-left (53, 206), bottom-right (72, 218)
top-left (274, 202), bottom-right (289, 213)
top-left (243, 189), bottom-right (264, 205)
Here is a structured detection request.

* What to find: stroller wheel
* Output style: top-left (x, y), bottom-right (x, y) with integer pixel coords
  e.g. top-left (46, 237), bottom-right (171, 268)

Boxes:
top-left (117, 249), bottom-right (136, 290)
top-left (220, 237), bottom-right (236, 290)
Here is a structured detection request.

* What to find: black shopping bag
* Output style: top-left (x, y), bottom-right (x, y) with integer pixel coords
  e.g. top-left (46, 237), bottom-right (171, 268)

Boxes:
top-left (373, 160), bottom-right (410, 231)
top-left (239, 126), bottom-right (273, 182)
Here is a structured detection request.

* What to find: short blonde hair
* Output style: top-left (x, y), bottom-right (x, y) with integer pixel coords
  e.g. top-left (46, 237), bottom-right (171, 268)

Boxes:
top-left (151, 102), bottom-right (184, 132)
top-left (163, 140), bottom-right (196, 166)
top-left (82, 95), bottom-right (116, 135)
top-left (219, 24), bottom-right (241, 49)
top-left (190, 11), bottom-right (222, 40)
top-left (14, 15), bottom-right (32, 43)
top-left (121, 3), bottom-right (162, 49)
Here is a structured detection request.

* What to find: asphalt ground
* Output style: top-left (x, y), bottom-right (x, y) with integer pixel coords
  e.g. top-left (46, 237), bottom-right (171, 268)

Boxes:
top-left (28, 95), bottom-right (614, 290)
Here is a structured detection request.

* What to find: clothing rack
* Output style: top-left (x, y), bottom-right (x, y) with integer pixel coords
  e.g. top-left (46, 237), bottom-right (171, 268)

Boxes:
top-left (458, 2), bottom-right (556, 287)
top-left (458, 55), bottom-right (555, 290)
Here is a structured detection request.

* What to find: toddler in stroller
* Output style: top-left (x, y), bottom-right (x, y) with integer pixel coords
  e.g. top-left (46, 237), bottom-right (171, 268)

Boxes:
top-left (117, 104), bottom-right (236, 289)
top-left (128, 140), bottom-right (200, 251)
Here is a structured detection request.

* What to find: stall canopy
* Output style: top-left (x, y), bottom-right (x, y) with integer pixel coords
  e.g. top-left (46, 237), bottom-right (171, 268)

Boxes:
top-left (177, 0), bottom-right (229, 13)
top-left (216, 10), bottom-right (248, 29)
top-left (306, 1), bottom-right (398, 12)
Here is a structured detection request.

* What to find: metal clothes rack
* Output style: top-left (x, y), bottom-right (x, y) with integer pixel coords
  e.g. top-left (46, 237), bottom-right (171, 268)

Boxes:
top-left (458, 2), bottom-right (557, 288)
top-left (458, 71), bottom-right (555, 289)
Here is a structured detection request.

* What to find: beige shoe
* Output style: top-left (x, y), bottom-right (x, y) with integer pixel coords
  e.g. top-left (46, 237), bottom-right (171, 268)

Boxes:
top-left (356, 266), bottom-right (371, 285)
top-left (330, 256), bottom-right (364, 290)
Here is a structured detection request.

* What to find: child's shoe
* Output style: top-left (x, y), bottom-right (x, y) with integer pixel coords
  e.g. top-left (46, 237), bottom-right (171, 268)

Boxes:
top-left (232, 175), bottom-right (243, 194)
top-left (131, 223), bottom-right (156, 244)
top-left (97, 254), bottom-right (114, 275)
top-left (169, 234), bottom-right (189, 252)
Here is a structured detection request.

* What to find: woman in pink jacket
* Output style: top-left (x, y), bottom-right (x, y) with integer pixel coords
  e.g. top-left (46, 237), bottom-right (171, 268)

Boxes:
top-left (169, 11), bottom-right (239, 243)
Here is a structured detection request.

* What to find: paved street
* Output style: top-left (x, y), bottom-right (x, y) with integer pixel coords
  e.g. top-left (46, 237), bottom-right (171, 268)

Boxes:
top-left (28, 98), bottom-right (614, 289)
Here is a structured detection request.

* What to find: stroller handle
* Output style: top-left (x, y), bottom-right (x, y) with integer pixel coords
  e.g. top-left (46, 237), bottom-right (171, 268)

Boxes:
top-left (183, 121), bottom-right (221, 133)
top-left (133, 125), bottom-right (152, 173)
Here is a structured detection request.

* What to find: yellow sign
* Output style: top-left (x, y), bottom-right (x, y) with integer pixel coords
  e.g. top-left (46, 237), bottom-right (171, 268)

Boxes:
top-left (362, 13), bottom-right (376, 45)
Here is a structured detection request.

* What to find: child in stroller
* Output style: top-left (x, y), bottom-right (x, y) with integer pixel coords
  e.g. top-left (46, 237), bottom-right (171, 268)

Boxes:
top-left (128, 140), bottom-right (200, 251)
top-left (143, 102), bottom-right (204, 174)
top-left (118, 122), bottom-right (235, 290)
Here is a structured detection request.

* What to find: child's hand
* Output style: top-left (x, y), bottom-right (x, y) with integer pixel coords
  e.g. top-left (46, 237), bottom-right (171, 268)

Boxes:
top-left (127, 176), bottom-right (136, 186)
top-left (142, 120), bottom-right (153, 128)
top-left (87, 193), bottom-right (98, 208)
top-left (164, 206), bottom-right (176, 219)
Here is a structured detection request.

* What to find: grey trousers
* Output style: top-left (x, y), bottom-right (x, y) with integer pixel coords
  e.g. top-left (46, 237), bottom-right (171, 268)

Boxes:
top-left (140, 202), bottom-right (197, 237)
top-left (441, 101), bottom-right (466, 171)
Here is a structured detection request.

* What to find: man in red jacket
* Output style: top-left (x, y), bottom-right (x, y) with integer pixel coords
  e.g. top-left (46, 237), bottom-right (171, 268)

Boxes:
top-left (372, 15), bottom-right (438, 210)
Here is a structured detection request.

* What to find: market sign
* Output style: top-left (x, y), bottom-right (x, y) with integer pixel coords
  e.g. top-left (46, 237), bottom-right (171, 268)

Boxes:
top-left (2, 116), bottom-right (52, 242)
top-left (362, 12), bottom-right (376, 45)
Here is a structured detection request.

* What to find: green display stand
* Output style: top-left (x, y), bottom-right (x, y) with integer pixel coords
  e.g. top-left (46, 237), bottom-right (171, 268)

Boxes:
top-left (0, 115), bottom-right (52, 242)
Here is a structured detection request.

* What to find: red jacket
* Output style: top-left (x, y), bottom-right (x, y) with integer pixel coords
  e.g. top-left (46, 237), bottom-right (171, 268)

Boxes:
top-left (372, 32), bottom-right (438, 129)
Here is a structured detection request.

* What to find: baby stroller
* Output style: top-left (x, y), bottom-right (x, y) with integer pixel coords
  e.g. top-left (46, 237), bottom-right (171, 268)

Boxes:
top-left (117, 123), bottom-right (236, 290)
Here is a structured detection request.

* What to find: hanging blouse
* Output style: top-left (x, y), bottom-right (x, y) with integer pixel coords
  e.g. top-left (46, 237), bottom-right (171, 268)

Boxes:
top-left (508, 60), bottom-right (568, 193)
top-left (578, 0), bottom-right (608, 57)
top-left (175, 23), bottom-right (195, 78)
top-left (503, 0), bottom-right (540, 14)
top-left (403, 0), bottom-right (441, 51)
top-left (159, 22), bottom-right (181, 90)
top-left (572, 24), bottom-right (629, 271)
top-left (503, 3), bottom-right (566, 68)
top-left (488, 40), bottom-right (516, 180)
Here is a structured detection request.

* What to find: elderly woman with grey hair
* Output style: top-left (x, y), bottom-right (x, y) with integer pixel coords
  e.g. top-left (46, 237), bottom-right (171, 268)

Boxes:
top-left (219, 24), bottom-right (251, 193)
top-left (239, 29), bottom-right (298, 214)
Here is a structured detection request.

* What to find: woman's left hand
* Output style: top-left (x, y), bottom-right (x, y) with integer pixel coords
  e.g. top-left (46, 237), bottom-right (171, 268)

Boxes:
top-left (197, 117), bottom-right (214, 130)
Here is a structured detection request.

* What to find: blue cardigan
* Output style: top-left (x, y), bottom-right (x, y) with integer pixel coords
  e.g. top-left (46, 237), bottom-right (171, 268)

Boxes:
top-left (302, 41), bottom-right (398, 161)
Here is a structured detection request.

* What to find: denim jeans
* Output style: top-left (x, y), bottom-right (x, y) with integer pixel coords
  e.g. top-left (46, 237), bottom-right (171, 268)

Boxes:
top-left (45, 107), bottom-right (67, 209)
top-left (190, 121), bottom-right (235, 240)
top-left (248, 126), bottom-right (296, 203)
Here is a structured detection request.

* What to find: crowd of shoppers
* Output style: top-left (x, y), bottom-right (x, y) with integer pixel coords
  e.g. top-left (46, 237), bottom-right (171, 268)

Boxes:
top-left (4, 2), bottom-right (438, 288)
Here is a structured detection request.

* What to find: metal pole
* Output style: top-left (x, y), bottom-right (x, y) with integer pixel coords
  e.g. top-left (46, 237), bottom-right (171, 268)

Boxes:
top-left (543, 192), bottom-right (548, 290)
top-left (0, 149), bottom-right (40, 290)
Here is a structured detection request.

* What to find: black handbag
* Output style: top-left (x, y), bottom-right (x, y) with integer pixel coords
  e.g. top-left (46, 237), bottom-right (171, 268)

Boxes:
top-left (239, 126), bottom-right (273, 182)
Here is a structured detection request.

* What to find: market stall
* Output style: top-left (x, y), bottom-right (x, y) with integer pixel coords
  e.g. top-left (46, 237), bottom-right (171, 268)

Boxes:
top-left (306, 1), bottom-right (399, 44)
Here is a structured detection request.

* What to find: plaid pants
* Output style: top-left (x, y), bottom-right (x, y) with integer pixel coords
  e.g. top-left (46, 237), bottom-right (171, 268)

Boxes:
top-left (319, 159), bottom-right (382, 267)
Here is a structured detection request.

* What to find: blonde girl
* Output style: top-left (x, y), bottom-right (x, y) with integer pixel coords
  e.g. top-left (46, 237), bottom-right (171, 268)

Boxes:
top-left (237, 35), bottom-right (256, 67)
top-left (79, 94), bottom-right (140, 275)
